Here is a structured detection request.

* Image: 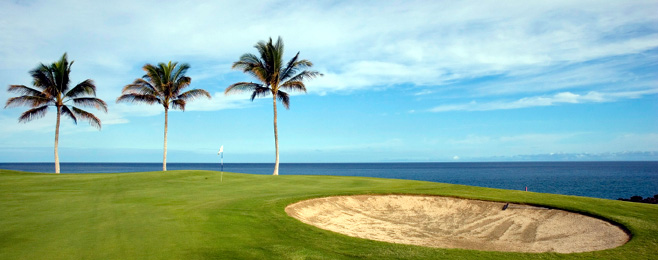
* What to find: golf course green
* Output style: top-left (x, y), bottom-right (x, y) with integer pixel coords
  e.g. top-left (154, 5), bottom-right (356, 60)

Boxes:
top-left (1, 169), bottom-right (656, 259)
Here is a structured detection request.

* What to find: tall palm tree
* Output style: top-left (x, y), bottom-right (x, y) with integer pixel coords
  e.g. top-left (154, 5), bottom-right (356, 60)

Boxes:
top-left (225, 37), bottom-right (321, 175)
top-left (4, 53), bottom-right (108, 174)
top-left (117, 61), bottom-right (211, 171)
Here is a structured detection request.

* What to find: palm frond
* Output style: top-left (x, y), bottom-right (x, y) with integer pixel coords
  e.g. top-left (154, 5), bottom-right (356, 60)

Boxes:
top-left (285, 70), bottom-right (322, 85)
top-left (279, 80), bottom-right (307, 93)
top-left (122, 79), bottom-right (158, 95)
top-left (17, 105), bottom-right (49, 123)
top-left (277, 90), bottom-right (290, 109)
top-left (232, 54), bottom-right (262, 70)
top-left (274, 36), bottom-right (284, 55)
top-left (72, 97), bottom-right (108, 112)
top-left (143, 64), bottom-right (164, 93)
top-left (177, 89), bottom-right (211, 102)
top-left (280, 52), bottom-right (300, 81)
top-left (116, 93), bottom-right (161, 105)
top-left (52, 53), bottom-right (71, 95)
top-left (61, 105), bottom-right (77, 125)
top-left (254, 40), bottom-right (269, 61)
top-left (249, 67), bottom-right (269, 84)
top-left (158, 62), bottom-right (175, 98)
top-left (171, 63), bottom-right (190, 83)
top-left (233, 54), bottom-right (269, 83)
top-left (225, 82), bottom-right (263, 95)
top-left (7, 85), bottom-right (43, 96)
top-left (257, 37), bottom-right (283, 80)
top-left (271, 37), bottom-right (284, 75)
top-left (30, 65), bottom-right (56, 95)
top-left (65, 79), bottom-right (96, 98)
top-left (171, 99), bottom-right (186, 111)
top-left (251, 86), bottom-right (272, 101)
top-left (294, 59), bottom-right (313, 67)
top-left (71, 106), bottom-right (102, 129)
top-left (174, 76), bottom-right (192, 93)
top-left (159, 61), bottom-right (175, 84)
top-left (281, 59), bottom-right (315, 81)
top-left (5, 84), bottom-right (51, 108)
top-left (5, 96), bottom-right (52, 108)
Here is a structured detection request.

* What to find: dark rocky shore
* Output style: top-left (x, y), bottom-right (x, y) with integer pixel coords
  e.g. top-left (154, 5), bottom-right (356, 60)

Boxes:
top-left (617, 195), bottom-right (658, 204)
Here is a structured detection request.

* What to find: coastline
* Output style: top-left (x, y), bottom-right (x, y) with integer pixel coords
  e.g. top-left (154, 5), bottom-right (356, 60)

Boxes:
top-left (1, 161), bottom-right (656, 200)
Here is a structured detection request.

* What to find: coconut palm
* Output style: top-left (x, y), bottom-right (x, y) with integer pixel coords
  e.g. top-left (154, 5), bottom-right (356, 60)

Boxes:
top-left (117, 61), bottom-right (211, 171)
top-left (225, 37), bottom-right (321, 175)
top-left (4, 53), bottom-right (108, 174)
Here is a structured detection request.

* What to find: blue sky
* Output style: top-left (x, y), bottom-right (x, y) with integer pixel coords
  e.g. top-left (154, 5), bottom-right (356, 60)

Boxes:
top-left (1, 0), bottom-right (657, 162)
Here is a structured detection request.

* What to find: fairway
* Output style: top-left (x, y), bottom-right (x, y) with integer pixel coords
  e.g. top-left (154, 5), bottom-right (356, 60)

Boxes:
top-left (0, 170), bottom-right (656, 259)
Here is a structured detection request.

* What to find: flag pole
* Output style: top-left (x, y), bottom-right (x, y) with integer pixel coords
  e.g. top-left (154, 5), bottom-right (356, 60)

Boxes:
top-left (218, 145), bottom-right (224, 182)
top-left (221, 151), bottom-right (224, 182)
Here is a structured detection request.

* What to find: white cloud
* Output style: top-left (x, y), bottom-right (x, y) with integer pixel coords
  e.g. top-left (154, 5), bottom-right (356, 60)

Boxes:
top-left (184, 92), bottom-right (253, 112)
top-left (414, 90), bottom-right (434, 96)
top-left (429, 89), bottom-right (658, 112)
top-left (2, 0), bottom-right (656, 99)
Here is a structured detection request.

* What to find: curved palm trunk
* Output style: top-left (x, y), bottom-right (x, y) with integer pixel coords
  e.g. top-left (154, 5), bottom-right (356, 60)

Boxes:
top-left (163, 107), bottom-right (168, 171)
top-left (54, 105), bottom-right (61, 174)
top-left (272, 94), bottom-right (279, 176)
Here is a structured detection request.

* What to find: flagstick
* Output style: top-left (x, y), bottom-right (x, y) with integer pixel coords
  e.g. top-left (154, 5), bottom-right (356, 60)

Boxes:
top-left (218, 145), bottom-right (224, 182)
top-left (221, 152), bottom-right (224, 182)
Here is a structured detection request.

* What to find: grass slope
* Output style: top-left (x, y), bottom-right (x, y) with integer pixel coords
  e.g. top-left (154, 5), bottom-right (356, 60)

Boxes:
top-left (0, 169), bottom-right (656, 259)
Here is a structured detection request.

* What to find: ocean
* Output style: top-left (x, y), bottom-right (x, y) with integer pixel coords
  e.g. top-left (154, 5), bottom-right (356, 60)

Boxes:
top-left (1, 161), bottom-right (656, 200)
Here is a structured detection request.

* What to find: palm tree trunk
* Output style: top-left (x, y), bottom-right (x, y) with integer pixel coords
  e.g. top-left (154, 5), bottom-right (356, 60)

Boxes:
top-left (272, 94), bottom-right (279, 176)
top-left (163, 107), bottom-right (168, 171)
top-left (54, 105), bottom-right (61, 174)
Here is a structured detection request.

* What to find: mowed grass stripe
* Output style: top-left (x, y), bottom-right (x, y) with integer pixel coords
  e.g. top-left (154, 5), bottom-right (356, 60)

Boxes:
top-left (0, 169), bottom-right (656, 259)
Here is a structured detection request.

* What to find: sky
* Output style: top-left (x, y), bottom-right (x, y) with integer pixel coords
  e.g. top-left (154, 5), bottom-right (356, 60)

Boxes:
top-left (0, 0), bottom-right (657, 163)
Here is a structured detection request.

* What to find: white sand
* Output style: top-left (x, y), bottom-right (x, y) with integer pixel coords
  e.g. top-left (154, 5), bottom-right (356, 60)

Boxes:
top-left (285, 195), bottom-right (629, 253)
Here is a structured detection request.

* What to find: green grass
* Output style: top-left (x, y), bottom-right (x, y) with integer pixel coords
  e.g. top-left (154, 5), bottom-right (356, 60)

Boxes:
top-left (0, 169), bottom-right (656, 259)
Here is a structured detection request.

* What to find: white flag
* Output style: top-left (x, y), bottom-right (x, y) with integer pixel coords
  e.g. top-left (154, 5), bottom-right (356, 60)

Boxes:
top-left (218, 145), bottom-right (224, 155)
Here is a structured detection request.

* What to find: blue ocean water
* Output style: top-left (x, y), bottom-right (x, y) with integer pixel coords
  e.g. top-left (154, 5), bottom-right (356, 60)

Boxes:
top-left (0, 162), bottom-right (656, 200)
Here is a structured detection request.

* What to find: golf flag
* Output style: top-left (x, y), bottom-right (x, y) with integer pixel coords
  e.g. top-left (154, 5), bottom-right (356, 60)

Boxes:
top-left (218, 146), bottom-right (223, 155)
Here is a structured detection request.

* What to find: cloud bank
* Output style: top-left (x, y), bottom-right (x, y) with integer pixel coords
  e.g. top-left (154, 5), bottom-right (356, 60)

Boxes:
top-left (430, 89), bottom-right (658, 112)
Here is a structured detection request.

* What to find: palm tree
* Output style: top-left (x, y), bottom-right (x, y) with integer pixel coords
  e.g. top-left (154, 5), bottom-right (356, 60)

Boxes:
top-left (117, 61), bottom-right (211, 171)
top-left (4, 53), bottom-right (108, 174)
top-left (225, 37), bottom-right (321, 175)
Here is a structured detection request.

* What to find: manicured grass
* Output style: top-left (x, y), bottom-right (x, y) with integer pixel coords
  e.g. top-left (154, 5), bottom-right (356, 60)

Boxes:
top-left (0, 169), bottom-right (656, 259)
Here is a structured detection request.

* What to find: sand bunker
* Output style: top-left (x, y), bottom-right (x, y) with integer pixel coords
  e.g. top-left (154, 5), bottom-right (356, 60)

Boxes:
top-left (285, 195), bottom-right (628, 253)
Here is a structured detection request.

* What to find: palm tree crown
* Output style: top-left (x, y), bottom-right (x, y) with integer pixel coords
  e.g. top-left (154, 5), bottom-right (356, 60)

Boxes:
top-left (225, 37), bottom-right (321, 175)
top-left (5, 53), bottom-right (108, 127)
top-left (4, 53), bottom-right (108, 173)
top-left (225, 37), bottom-right (321, 108)
top-left (117, 61), bottom-right (211, 171)
top-left (117, 61), bottom-right (210, 111)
